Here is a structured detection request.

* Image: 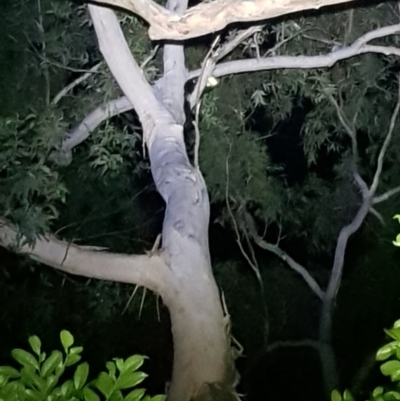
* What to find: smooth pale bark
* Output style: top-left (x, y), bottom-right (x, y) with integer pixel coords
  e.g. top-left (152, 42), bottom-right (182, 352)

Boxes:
top-left (88, 5), bottom-right (236, 401)
top-left (92, 0), bottom-right (358, 40)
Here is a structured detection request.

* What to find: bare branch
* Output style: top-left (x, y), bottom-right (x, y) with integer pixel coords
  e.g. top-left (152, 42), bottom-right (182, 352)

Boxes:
top-left (0, 219), bottom-right (167, 294)
top-left (53, 23), bottom-right (400, 159)
top-left (321, 76), bottom-right (400, 342)
top-left (373, 186), bottom-right (400, 204)
top-left (243, 213), bottom-right (324, 299)
top-left (370, 76), bottom-right (400, 196)
top-left (92, 0), bottom-right (359, 41)
top-left (52, 63), bottom-right (103, 105)
top-left (188, 23), bottom-right (400, 80)
top-left (253, 235), bottom-right (324, 300)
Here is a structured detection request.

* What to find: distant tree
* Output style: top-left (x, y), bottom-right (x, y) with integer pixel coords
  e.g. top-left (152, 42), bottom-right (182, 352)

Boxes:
top-left (1, 0), bottom-right (400, 400)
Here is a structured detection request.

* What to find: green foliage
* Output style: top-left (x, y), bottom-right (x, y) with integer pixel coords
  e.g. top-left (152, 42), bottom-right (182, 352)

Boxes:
top-left (334, 319), bottom-right (400, 401)
top-left (0, 330), bottom-right (164, 401)
top-left (0, 111), bottom-right (68, 244)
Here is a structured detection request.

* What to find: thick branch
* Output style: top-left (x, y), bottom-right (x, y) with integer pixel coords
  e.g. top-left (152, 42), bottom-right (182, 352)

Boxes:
top-left (55, 23), bottom-right (400, 158)
top-left (0, 219), bottom-right (167, 293)
top-left (93, 0), bottom-right (359, 41)
top-left (88, 5), bottom-right (170, 137)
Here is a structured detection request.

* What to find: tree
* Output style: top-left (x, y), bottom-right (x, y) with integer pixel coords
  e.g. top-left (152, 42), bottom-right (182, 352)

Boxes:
top-left (1, 0), bottom-right (400, 400)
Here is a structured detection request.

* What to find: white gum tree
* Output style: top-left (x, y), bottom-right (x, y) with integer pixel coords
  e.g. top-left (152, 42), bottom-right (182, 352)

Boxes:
top-left (1, 0), bottom-right (400, 400)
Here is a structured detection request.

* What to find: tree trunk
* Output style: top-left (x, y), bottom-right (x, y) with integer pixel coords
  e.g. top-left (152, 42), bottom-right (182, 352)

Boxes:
top-left (318, 295), bottom-right (339, 398)
top-left (147, 122), bottom-right (236, 401)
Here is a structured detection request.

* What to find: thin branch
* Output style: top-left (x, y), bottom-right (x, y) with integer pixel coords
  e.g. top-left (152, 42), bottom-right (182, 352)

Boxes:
top-left (244, 213), bottom-right (324, 300)
top-left (373, 186), bottom-right (400, 204)
top-left (224, 145), bottom-right (263, 284)
top-left (52, 63), bottom-right (103, 105)
top-left (370, 75), bottom-right (400, 195)
top-left (187, 23), bottom-right (400, 80)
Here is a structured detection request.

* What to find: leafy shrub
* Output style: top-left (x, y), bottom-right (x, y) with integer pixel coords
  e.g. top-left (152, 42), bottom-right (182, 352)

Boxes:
top-left (0, 330), bottom-right (165, 401)
top-left (333, 319), bottom-right (400, 401)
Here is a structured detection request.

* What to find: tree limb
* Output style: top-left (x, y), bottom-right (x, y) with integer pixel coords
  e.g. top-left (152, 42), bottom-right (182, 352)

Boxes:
top-left (88, 4), bottom-right (170, 139)
top-left (243, 212), bottom-right (324, 300)
top-left (92, 0), bottom-right (359, 41)
top-left (0, 219), bottom-right (167, 294)
top-left (373, 186), bottom-right (400, 204)
top-left (54, 22), bottom-right (400, 160)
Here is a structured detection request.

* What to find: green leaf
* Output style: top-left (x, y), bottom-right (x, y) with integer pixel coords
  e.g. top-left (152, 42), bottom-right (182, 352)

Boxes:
top-left (149, 395), bottom-right (166, 401)
top-left (115, 371), bottom-right (147, 391)
top-left (114, 358), bottom-right (124, 373)
top-left (0, 366), bottom-right (20, 379)
top-left (61, 380), bottom-right (74, 397)
top-left (343, 390), bottom-right (355, 401)
top-left (94, 372), bottom-right (114, 398)
top-left (41, 351), bottom-right (63, 377)
top-left (44, 374), bottom-right (58, 393)
top-left (331, 390), bottom-right (342, 401)
top-left (376, 342), bottom-right (397, 361)
top-left (123, 356), bottom-right (145, 372)
top-left (60, 331), bottom-right (74, 351)
top-left (106, 362), bottom-right (116, 379)
top-left (109, 390), bottom-right (123, 401)
top-left (84, 388), bottom-right (100, 401)
top-left (65, 354), bottom-right (82, 367)
top-left (372, 387), bottom-right (384, 397)
top-left (124, 388), bottom-right (146, 401)
top-left (28, 336), bottom-right (41, 356)
top-left (12, 349), bottom-right (39, 371)
top-left (24, 388), bottom-right (42, 401)
top-left (21, 367), bottom-right (45, 391)
top-left (70, 347), bottom-right (84, 355)
top-left (381, 360), bottom-right (400, 376)
top-left (385, 328), bottom-right (400, 342)
top-left (74, 363), bottom-right (89, 390)
top-left (385, 391), bottom-right (400, 399)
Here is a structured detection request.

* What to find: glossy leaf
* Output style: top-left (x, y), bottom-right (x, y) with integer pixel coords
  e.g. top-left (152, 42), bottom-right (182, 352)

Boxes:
top-left (106, 362), bottom-right (116, 379)
top-left (114, 358), bottom-right (124, 373)
top-left (84, 387), bottom-right (100, 401)
top-left (343, 390), bottom-right (354, 401)
top-left (21, 367), bottom-right (45, 391)
top-left (41, 351), bottom-right (63, 377)
top-left (125, 388), bottom-right (146, 401)
top-left (331, 390), bottom-right (342, 401)
top-left (381, 360), bottom-right (400, 377)
top-left (124, 356), bottom-right (145, 372)
top-left (12, 349), bottom-right (39, 371)
top-left (61, 379), bottom-right (74, 397)
top-left (74, 362), bottom-right (89, 390)
top-left (115, 371), bottom-right (147, 390)
top-left (66, 354), bottom-right (82, 367)
top-left (28, 336), bottom-right (41, 356)
top-left (70, 347), bottom-right (84, 355)
top-left (60, 331), bottom-right (74, 351)
top-left (109, 389), bottom-right (123, 401)
top-left (94, 372), bottom-right (114, 398)
top-left (148, 395), bottom-right (166, 401)
top-left (376, 342), bottom-right (397, 361)
top-left (0, 366), bottom-right (20, 379)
